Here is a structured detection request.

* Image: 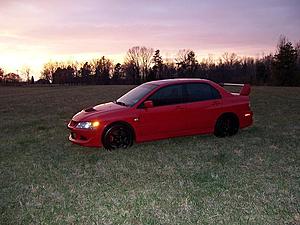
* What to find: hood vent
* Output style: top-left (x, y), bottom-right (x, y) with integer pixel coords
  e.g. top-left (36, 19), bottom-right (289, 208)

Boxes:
top-left (84, 107), bottom-right (96, 112)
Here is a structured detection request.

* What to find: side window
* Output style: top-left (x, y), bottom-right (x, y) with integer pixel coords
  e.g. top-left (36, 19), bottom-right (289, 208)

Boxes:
top-left (148, 84), bottom-right (183, 106)
top-left (185, 83), bottom-right (221, 102)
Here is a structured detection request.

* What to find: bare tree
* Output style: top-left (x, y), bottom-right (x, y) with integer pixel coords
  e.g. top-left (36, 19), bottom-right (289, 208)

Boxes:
top-left (41, 62), bottom-right (58, 82)
top-left (206, 54), bottom-right (216, 68)
top-left (175, 49), bottom-right (191, 65)
top-left (175, 49), bottom-right (198, 67)
top-left (200, 54), bottom-right (216, 77)
top-left (221, 52), bottom-right (240, 66)
top-left (175, 49), bottom-right (198, 77)
top-left (140, 47), bottom-right (154, 80)
top-left (277, 35), bottom-right (289, 50)
top-left (124, 46), bottom-right (154, 82)
top-left (21, 66), bottom-right (31, 83)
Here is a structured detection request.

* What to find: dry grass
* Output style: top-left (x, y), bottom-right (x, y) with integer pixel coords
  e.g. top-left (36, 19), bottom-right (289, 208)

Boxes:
top-left (0, 85), bottom-right (299, 224)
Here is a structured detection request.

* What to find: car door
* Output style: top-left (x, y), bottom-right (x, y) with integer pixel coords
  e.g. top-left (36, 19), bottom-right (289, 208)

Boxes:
top-left (184, 83), bottom-right (222, 133)
top-left (136, 84), bottom-right (188, 140)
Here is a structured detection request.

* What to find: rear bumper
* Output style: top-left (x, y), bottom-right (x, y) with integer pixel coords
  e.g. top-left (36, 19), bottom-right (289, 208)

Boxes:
top-left (240, 111), bottom-right (253, 129)
top-left (67, 123), bottom-right (103, 147)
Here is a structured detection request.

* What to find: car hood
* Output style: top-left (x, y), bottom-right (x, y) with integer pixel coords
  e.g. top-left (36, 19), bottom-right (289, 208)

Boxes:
top-left (72, 102), bottom-right (127, 121)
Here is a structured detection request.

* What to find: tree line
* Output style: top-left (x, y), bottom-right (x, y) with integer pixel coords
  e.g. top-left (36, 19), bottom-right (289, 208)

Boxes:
top-left (1, 36), bottom-right (300, 86)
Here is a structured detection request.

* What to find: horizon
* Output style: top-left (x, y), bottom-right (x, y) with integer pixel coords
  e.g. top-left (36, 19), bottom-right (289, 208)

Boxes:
top-left (1, 0), bottom-right (300, 80)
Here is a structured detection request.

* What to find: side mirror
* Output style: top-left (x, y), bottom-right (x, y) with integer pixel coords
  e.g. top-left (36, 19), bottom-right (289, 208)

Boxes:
top-left (144, 100), bottom-right (154, 108)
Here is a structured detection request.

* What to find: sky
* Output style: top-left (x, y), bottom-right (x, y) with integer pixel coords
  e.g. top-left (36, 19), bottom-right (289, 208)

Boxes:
top-left (0, 0), bottom-right (300, 79)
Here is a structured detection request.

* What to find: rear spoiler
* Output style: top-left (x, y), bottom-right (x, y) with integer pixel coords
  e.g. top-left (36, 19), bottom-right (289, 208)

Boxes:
top-left (219, 83), bottom-right (251, 96)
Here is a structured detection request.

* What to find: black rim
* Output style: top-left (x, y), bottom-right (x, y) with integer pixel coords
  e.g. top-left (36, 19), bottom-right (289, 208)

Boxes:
top-left (218, 116), bottom-right (239, 137)
top-left (105, 126), bottom-right (131, 150)
top-left (221, 118), bottom-right (232, 136)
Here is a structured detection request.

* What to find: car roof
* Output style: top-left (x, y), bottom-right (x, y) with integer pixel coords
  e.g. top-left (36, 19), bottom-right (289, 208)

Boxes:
top-left (145, 78), bottom-right (232, 97)
top-left (146, 78), bottom-right (213, 86)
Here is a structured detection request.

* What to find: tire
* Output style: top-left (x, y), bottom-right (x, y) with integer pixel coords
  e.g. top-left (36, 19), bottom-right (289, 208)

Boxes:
top-left (214, 114), bottom-right (239, 137)
top-left (102, 124), bottom-right (133, 150)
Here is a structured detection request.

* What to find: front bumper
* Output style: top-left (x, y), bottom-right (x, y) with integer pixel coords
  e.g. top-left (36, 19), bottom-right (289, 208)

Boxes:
top-left (67, 121), bottom-right (103, 147)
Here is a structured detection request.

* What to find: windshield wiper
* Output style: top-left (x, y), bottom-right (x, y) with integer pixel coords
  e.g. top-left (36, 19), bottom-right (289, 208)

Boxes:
top-left (113, 101), bottom-right (128, 107)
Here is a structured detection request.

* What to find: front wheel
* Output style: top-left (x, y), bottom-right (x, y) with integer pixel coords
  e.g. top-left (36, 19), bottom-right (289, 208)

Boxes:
top-left (102, 124), bottom-right (133, 150)
top-left (214, 115), bottom-right (239, 137)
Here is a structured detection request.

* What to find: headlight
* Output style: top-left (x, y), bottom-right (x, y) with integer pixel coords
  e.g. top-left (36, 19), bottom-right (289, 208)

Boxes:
top-left (76, 121), bottom-right (100, 129)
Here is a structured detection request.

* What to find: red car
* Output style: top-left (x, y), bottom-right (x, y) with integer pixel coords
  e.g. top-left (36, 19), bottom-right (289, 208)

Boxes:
top-left (68, 79), bottom-right (253, 150)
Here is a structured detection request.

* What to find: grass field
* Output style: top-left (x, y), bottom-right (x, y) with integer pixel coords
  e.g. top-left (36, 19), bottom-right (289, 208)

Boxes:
top-left (0, 85), bottom-right (299, 225)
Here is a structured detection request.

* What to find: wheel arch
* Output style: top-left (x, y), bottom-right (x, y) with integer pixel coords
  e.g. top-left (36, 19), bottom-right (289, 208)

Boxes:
top-left (214, 112), bottom-right (240, 137)
top-left (216, 112), bottom-right (240, 128)
top-left (102, 120), bottom-right (136, 143)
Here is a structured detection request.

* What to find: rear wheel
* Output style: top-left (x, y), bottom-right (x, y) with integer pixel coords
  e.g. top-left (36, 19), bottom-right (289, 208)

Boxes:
top-left (103, 124), bottom-right (133, 150)
top-left (214, 114), bottom-right (239, 137)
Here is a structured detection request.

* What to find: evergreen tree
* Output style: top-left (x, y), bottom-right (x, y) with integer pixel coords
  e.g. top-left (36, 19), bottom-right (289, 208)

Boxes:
top-left (80, 62), bottom-right (92, 84)
top-left (152, 49), bottom-right (163, 80)
top-left (272, 39), bottom-right (298, 86)
top-left (112, 63), bottom-right (122, 83)
top-left (94, 56), bottom-right (112, 84)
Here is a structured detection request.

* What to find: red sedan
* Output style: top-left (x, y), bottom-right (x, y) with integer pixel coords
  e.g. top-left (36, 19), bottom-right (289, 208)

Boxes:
top-left (68, 79), bottom-right (253, 150)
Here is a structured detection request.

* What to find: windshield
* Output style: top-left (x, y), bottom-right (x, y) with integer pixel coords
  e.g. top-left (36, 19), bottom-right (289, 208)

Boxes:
top-left (115, 84), bottom-right (157, 107)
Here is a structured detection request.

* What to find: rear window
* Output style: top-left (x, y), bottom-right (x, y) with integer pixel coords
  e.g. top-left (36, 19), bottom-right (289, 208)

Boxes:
top-left (185, 83), bottom-right (221, 102)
